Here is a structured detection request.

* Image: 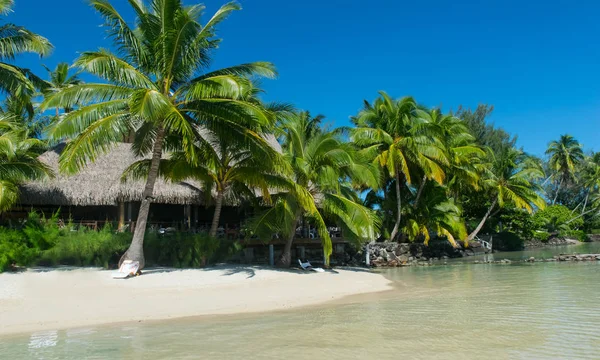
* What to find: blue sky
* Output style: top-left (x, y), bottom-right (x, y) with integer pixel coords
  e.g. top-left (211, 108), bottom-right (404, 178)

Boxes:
top-left (9, 0), bottom-right (599, 156)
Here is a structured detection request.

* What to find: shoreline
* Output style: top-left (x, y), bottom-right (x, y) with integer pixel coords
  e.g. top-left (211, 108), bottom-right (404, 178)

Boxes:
top-left (0, 266), bottom-right (393, 337)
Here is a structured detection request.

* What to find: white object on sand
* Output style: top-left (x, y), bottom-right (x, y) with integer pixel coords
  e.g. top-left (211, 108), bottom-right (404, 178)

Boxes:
top-left (298, 259), bottom-right (325, 273)
top-left (112, 260), bottom-right (140, 279)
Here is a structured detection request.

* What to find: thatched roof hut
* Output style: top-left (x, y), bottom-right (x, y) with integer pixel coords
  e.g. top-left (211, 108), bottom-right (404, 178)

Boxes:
top-left (19, 143), bottom-right (204, 206)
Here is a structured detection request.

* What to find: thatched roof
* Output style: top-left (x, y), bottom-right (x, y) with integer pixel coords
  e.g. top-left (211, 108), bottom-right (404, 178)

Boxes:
top-left (19, 143), bottom-right (204, 206)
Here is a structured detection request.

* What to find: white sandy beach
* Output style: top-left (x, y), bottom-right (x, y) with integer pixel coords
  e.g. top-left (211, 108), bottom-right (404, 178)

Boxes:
top-left (0, 266), bottom-right (392, 336)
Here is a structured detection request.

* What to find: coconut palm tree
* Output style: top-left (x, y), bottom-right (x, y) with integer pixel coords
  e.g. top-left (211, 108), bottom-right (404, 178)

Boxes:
top-left (41, 0), bottom-right (278, 269)
top-left (403, 182), bottom-right (467, 247)
top-left (41, 62), bottom-right (81, 115)
top-left (352, 92), bottom-right (447, 241)
top-left (0, 114), bottom-right (52, 212)
top-left (414, 108), bottom-right (484, 208)
top-left (578, 153), bottom-right (600, 216)
top-left (546, 134), bottom-right (584, 205)
top-left (249, 112), bottom-right (381, 267)
top-left (0, 0), bottom-right (52, 117)
top-left (467, 147), bottom-right (546, 241)
top-left (125, 127), bottom-right (287, 238)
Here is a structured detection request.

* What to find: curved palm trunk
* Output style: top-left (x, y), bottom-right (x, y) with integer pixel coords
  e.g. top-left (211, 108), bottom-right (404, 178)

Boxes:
top-left (208, 190), bottom-right (225, 238)
top-left (467, 197), bottom-right (498, 242)
top-left (552, 178), bottom-right (563, 205)
top-left (279, 214), bottom-right (300, 267)
top-left (581, 191), bottom-right (589, 215)
top-left (389, 170), bottom-right (403, 241)
top-left (413, 175), bottom-right (427, 209)
top-left (119, 127), bottom-right (165, 269)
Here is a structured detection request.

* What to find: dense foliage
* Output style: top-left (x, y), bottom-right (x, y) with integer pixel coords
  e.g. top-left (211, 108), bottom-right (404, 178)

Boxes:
top-left (0, 211), bottom-right (234, 271)
top-left (0, 0), bottom-right (599, 273)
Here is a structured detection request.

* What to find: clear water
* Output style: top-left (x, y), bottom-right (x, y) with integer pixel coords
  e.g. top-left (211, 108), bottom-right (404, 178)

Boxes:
top-left (2, 243), bottom-right (600, 360)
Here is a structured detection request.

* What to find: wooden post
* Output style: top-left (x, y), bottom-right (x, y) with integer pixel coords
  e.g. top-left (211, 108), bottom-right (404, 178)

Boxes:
top-left (323, 247), bottom-right (327, 266)
top-left (118, 202), bottom-right (125, 230)
top-left (127, 202), bottom-right (132, 221)
top-left (365, 245), bottom-right (370, 266)
top-left (298, 246), bottom-right (305, 260)
top-left (185, 204), bottom-right (191, 229)
top-left (194, 205), bottom-right (199, 230)
top-left (269, 244), bottom-right (274, 266)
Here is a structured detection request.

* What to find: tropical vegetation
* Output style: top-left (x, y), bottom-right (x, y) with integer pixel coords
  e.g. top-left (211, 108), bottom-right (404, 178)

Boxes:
top-left (0, 0), bottom-right (599, 273)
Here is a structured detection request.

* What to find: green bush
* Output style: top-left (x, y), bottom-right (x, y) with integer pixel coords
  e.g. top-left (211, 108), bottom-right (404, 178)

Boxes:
top-left (21, 211), bottom-right (62, 250)
top-left (494, 231), bottom-right (524, 251)
top-left (532, 205), bottom-right (582, 232)
top-left (0, 210), bottom-right (241, 272)
top-left (500, 208), bottom-right (536, 239)
top-left (534, 231), bottom-right (551, 242)
top-left (560, 230), bottom-right (589, 242)
top-left (0, 228), bottom-right (38, 272)
top-left (144, 232), bottom-right (235, 268)
top-left (39, 224), bottom-right (131, 268)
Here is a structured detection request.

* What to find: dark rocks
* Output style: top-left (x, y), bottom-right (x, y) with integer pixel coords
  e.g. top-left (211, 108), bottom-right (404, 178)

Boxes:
top-left (365, 241), bottom-right (462, 267)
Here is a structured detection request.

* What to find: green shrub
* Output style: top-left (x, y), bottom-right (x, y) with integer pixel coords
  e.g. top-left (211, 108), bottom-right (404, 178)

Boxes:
top-left (0, 228), bottom-right (38, 271)
top-left (0, 210), bottom-right (241, 272)
top-left (39, 224), bottom-right (131, 268)
top-left (21, 211), bottom-right (62, 250)
top-left (590, 229), bottom-right (600, 235)
top-left (500, 208), bottom-right (536, 239)
top-left (144, 232), bottom-right (229, 268)
top-left (560, 230), bottom-right (589, 242)
top-left (534, 231), bottom-right (551, 242)
top-left (533, 205), bottom-right (582, 232)
top-left (494, 231), bottom-right (524, 251)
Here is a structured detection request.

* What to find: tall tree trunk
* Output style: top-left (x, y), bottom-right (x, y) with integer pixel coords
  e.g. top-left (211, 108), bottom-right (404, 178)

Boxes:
top-left (389, 169), bottom-right (403, 241)
top-left (119, 127), bottom-right (165, 269)
top-left (581, 191), bottom-right (589, 215)
top-left (552, 178), bottom-right (563, 205)
top-left (208, 189), bottom-right (224, 238)
top-left (279, 214), bottom-right (300, 267)
top-left (413, 175), bottom-right (427, 209)
top-left (467, 197), bottom-right (498, 242)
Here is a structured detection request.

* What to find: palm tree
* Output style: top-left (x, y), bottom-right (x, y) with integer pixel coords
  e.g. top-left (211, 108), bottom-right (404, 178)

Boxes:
top-left (546, 134), bottom-right (584, 205)
top-left (42, 62), bottom-right (81, 115)
top-left (467, 147), bottom-right (546, 241)
top-left (41, 0), bottom-right (278, 269)
top-left (125, 126), bottom-right (286, 238)
top-left (352, 92), bottom-right (447, 241)
top-left (0, 114), bottom-right (52, 212)
top-left (0, 0), bottom-right (52, 112)
top-left (250, 113), bottom-right (380, 267)
top-left (415, 108), bottom-right (484, 207)
top-left (403, 182), bottom-right (467, 247)
top-left (579, 153), bottom-right (600, 216)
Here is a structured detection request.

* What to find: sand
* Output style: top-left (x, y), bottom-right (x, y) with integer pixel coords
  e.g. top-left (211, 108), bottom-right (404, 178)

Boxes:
top-left (0, 266), bottom-right (392, 336)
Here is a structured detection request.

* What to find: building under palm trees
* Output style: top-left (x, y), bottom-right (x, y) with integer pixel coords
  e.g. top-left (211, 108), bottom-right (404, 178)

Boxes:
top-left (11, 143), bottom-right (246, 232)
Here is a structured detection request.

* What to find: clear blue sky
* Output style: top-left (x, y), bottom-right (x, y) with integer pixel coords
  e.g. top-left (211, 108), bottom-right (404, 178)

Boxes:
top-left (9, 0), bottom-right (599, 156)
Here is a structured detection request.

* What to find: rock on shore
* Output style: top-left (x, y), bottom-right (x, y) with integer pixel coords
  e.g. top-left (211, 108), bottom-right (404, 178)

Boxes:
top-left (355, 241), bottom-right (489, 267)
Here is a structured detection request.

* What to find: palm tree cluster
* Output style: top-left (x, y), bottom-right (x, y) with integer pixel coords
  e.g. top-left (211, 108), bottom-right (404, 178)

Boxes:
top-left (352, 92), bottom-right (545, 246)
top-left (544, 135), bottom-right (600, 223)
top-left (3, 0), bottom-right (597, 269)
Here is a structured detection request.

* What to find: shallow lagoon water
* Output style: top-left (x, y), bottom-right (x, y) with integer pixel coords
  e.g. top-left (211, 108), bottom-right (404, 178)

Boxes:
top-left (2, 243), bottom-right (600, 359)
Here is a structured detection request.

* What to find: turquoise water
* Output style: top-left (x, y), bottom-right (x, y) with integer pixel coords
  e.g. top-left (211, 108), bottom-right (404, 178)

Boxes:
top-left (2, 243), bottom-right (600, 359)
